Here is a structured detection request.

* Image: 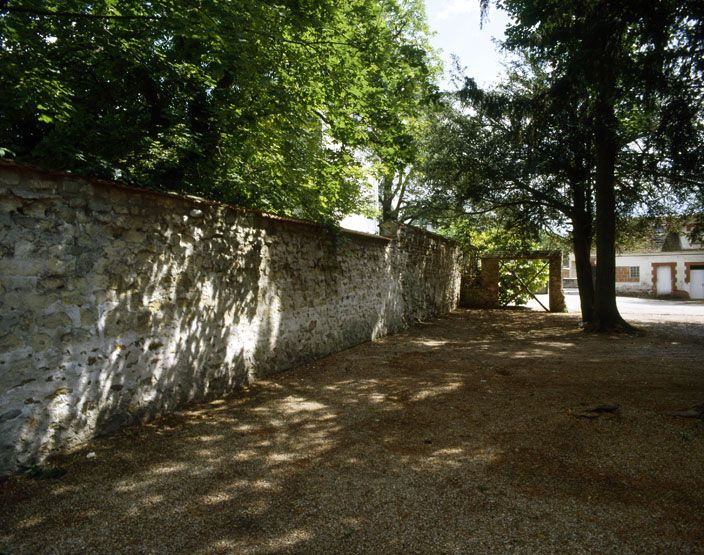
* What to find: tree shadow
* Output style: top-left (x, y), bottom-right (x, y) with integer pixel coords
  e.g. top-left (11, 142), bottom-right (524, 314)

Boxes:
top-left (1, 172), bottom-right (459, 474)
top-left (2, 309), bottom-right (703, 553)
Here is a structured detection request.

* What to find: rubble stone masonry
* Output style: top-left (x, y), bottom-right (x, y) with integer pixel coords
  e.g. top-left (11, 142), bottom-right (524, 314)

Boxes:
top-left (0, 162), bottom-right (461, 474)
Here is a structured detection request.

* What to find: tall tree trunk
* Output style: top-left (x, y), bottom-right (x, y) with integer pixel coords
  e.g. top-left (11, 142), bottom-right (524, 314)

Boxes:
top-left (572, 223), bottom-right (594, 324)
top-left (591, 93), bottom-right (632, 331)
top-left (570, 179), bottom-right (594, 324)
top-left (379, 173), bottom-right (395, 224)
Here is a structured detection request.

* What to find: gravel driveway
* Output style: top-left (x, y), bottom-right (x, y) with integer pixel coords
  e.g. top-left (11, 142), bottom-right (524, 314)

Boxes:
top-left (2, 310), bottom-right (703, 554)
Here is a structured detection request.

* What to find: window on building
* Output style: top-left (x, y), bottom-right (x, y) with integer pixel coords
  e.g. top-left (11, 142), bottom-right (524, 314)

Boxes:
top-left (629, 266), bottom-right (640, 279)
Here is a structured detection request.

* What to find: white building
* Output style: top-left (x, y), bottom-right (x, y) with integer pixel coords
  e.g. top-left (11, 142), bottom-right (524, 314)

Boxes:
top-left (566, 225), bottom-right (704, 299)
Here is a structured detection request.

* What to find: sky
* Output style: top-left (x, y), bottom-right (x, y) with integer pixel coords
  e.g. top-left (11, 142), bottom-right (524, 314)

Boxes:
top-left (424, 0), bottom-right (511, 90)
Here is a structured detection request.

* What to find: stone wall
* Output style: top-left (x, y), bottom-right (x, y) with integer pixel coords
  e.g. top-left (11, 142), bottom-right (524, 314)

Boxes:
top-left (0, 162), bottom-right (461, 474)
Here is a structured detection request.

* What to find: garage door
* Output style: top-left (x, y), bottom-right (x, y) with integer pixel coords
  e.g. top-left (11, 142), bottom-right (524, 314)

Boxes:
top-left (691, 266), bottom-right (704, 300)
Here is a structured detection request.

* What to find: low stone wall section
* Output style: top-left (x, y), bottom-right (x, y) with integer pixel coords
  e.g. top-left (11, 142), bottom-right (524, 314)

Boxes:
top-left (0, 162), bottom-right (461, 473)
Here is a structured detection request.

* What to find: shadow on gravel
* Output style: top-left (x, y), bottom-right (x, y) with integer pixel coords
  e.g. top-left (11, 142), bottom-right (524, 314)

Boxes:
top-left (2, 310), bottom-right (703, 553)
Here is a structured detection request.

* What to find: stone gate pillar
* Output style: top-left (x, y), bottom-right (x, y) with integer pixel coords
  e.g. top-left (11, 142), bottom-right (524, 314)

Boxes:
top-left (480, 258), bottom-right (500, 308)
top-left (548, 254), bottom-right (566, 312)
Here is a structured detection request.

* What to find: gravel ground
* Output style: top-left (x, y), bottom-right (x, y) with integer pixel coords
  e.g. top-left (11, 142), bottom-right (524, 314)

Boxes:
top-left (2, 309), bottom-right (703, 554)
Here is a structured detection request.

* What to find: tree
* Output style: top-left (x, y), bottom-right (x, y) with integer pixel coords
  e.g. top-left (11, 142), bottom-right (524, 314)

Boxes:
top-left (337, 0), bottom-right (444, 226)
top-left (0, 0), bottom-right (437, 223)
top-left (416, 65), bottom-right (599, 322)
top-left (478, 0), bottom-right (704, 330)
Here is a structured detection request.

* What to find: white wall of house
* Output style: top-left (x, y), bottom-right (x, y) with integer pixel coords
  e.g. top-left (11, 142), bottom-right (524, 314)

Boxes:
top-left (666, 226), bottom-right (703, 250)
top-left (567, 251), bottom-right (704, 299)
top-left (339, 178), bottom-right (379, 235)
top-left (680, 229), bottom-right (703, 250)
top-left (612, 252), bottom-right (704, 297)
top-left (340, 213), bottom-right (379, 235)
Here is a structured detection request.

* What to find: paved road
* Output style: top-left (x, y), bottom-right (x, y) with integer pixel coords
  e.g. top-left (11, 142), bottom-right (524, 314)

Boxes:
top-left (526, 289), bottom-right (704, 339)
top-left (527, 289), bottom-right (704, 318)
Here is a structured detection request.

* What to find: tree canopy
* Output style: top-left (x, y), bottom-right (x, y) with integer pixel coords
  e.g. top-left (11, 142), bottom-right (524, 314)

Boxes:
top-left (0, 0), bottom-right (438, 222)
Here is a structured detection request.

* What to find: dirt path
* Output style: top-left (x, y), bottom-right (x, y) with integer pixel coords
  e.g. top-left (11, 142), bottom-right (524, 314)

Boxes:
top-left (2, 310), bottom-right (703, 554)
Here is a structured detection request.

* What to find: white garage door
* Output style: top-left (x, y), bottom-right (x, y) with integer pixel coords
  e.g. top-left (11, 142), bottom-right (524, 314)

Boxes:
top-left (691, 268), bottom-right (704, 300)
top-left (656, 265), bottom-right (672, 295)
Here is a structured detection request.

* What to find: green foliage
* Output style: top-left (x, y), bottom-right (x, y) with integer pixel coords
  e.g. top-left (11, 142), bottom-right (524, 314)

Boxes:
top-left (21, 462), bottom-right (66, 479)
top-left (493, 0), bottom-right (704, 217)
top-left (417, 64), bottom-right (581, 235)
top-left (538, 231), bottom-right (572, 257)
top-left (0, 0), bottom-right (437, 223)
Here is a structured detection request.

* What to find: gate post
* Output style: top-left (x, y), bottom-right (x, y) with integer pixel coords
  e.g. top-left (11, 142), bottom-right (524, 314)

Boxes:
top-left (481, 258), bottom-right (500, 308)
